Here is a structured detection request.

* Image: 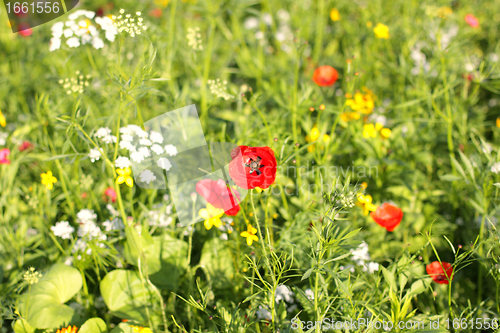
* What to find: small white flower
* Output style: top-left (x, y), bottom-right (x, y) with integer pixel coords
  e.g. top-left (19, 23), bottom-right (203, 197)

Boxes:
top-left (465, 63), bottom-right (475, 72)
top-left (77, 220), bottom-right (106, 242)
top-left (275, 285), bottom-right (294, 303)
top-left (51, 221), bottom-right (75, 239)
top-left (92, 37), bottom-right (104, 49)
top-left (130, 151), bottom-right (145, 163)
top-left (135, 129), bottom-right (149, 138)
top-left (119, 140), bottom-right (134, 150)
top-left (220, 233), bottom-right (228, 241)
top-left (67, 37), bottom-right (81, 48)
top-left (0, 132), bottom-right (8, 146)
top-left (277, 9), bottom-right (290, 21)
top-left (164, 144), bottom-right (178, 156)
top-left (121, 133), bottom-right (134, 142)
top-left (157, 157), bottom-right (172, 171)
top-left (115, 156), bottom-right (131, 168)
top-left (262, 13), bottom-right (273, 25)
top-left (102, 135), bottom-right (117, 144)
top-left (120, 126), bottom-right (134, 135)
top-left (89, 148), bottom-right (102, 162)
top-left (95, 127), bottom-right (112, 138)
top-left (107, 203), bottom-right (119, 217)
top-left (255, 31), bottom-right (264, 40)
top-left (148, 210), bottom-right (172, 227)
top-left (351, 241), bottom-right (371, 265)
top-left (77, 209), bottom-right (97, 223)
top-left (138, 146), bottom-right (151, 158)
top-left (102, 218), bottom-right (125, 232)
top-left (305, 288), bottom-right (314, 300)
top-left (256, 306), bottom-right (272, 320)
top-left (140, 169), bottom-right (157, 184)
top-left (244, 17), bottom-right (259, 30)
top-left (64, 257), bottom-right (74, 265)
top-left (150, 131), bottom-right (164, 144)
top-left (491, 162), bottom-right (500, 174)
top-left (483, 143), bottom-right (493, 154)
top-left (139, 138), bottom-right (152, 146)
top-left (365, 262), bottom-right (380, 273)
top-left (49, 37), bottom-right (62, 51)
top-left (151, 144), bottom-right (164, 155)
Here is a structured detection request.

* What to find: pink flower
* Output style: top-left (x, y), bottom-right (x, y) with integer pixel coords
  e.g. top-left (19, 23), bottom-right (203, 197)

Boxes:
top-left (0, 148), bottom-right (11, 164)
top-left (18, 23), bottom-right (33, 37)
top-left (19, 141), bottom-right (33, 152)
top-left (465, 14), bottom-right (479, 28)
top-left (104, 187), bottom-right (117, 203)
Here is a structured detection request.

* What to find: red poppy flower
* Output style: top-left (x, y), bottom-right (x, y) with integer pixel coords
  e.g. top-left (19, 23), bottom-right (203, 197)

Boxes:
top-left (196, 179), bottom-right (240, 215)
top-left (19, 141), bottom-right (33, 152)
top-left (370, 203), bottom-right (403, 232)
top-left (0, 148), bottom-right (11, 164)
top-left (313, 65), bottom-right (338, 87)
top-left (104, 186), bottom-right (117, 203)
top-left (426, 261), bottom-right (454, 284)
top-left (229, 146), bottom-right (277, 190)
top-left (465, 14), bottom-right (479, 28)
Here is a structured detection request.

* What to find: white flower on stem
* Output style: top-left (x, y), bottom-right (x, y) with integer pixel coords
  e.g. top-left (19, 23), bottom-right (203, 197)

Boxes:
top-left (102, 218), bottom-right (125, 231)
top-left (102, 135), bottom-right (117, 144)
top-left (139, 169), bottom-right (157, 184)
top-left (150, 131), bottom-right (164, 144)
top-left (77, 209), bottom-right (97, 224)
top-left (106, 204), bottom-right (119, 217)
top-left (0, 132), bottom-right (8, 146)
top-left (164, 144), bottom-right (178, 156)
top-left (139, 138), bottom-right (152, 146)
top-left (244, 17), bottom-right (259, 30)
top-left (73, 239), bottom-right (91, 255)
top-left (130, 151), bottom-right (145, 163)
top-left (351, 241), bottom-right (371, 265)
top-left (51, 221), bottom-right (74, 239)
top-left (138, 146), bottom-right (151, 158)
top-left (67, 37), bottom-right (81, 48)
top-left (305, 288), bottom-right (314, 300)
top-left (49, 37), bottom-right (62, 51)
top-left (95, 127), bottom-right (112, 138)
top-left (220, 233), bottom-right (228, 241)
top-left (491, 162), bottom-right (500, 174)
top-left (275, 285), bottom-right (294, 303)
top-left (135, 129), bottom-right (149, 138)
top-left (365, 262), bottom-right (380, 273)
top-left (256, 306), bottom-right (272, 320)
top-left (151, 144), bottom-right (164, 155)
top-left (115, 156), bottom-right (131, 168)
top-left (483, 143), bottom-right (493, 154)
top-left (120, 133), bottom-right (134, 142)
top-left (157, 157), bottom-right (172, 171)
top-left (119, 140), bottom-right (134, 150)
top-left (148, 210), bottom-right (172, 227)
top-left (89, 148), bottom-right (102, 162)
top-left (77, 220), bottom-right (106, 242)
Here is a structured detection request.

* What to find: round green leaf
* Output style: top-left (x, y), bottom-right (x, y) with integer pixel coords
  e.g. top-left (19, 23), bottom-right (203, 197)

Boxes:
top-left (109, 323), bottom-right (135, 333)
top-left (100, 269), bottom-right (153, 323)
top-left (12, 319), bottom-right (35, 333)
top-left (29, 263), bottom-right (83, 303)
top-left (79, 318), bottom-right (108, 333)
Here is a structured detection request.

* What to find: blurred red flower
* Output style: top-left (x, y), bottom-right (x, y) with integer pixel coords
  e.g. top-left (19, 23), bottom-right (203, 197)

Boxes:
top-left (313, 65), bottom-right (338, 87)
top-left (0, 148), bottom-right (11, 164)
top-left (465, 14), bottom-right (479, 28)
top-left (19, 141), bottom-right (33, 151)
top-left (229, 146), bottom-right (277, 190)
top-left (196, 179), bottom-right (240, 215)
top-left (18, 23), bottom-right (32, 37)
top-left (426, 261), bottom-right (454, 284)
top-left (149, 8), bottom-right (163, 18)
top-left (370, 203), bottom-right (403, 232)
top-left (104, 187), bottom-right (117, 203)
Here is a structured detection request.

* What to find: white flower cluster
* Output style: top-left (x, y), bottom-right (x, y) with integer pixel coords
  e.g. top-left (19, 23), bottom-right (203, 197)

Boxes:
top-left (491, 162), bottom-right (500, 174)
top-left (208, 79), bottom-right (233, 100)
top-left (350, 241), bottom-right (379, 273)
top-left (148, 204), bottom-right (173, 227)
top-left (59, 71), bottom-right (91, 95)
top-left (429, 24), bottom-right (458, 50)
top-left (112, 9), bottom-right (147, 37)
top-left (49, 10), bottom-right (118, 51)
top-left (0, 132), bottom-right (8, 146)
top-left (51, 221), bottom-right (75, 239)
top-left (244, 10), bottom-right (294, 52)
top-left (186, 27), bottom-right (203, 51)
top-left (95, 127), bottom-right (117, 145)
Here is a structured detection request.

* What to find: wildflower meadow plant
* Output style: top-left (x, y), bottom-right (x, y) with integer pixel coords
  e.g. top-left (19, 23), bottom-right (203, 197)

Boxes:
top-left (1, 0), bottom-right (500, 332)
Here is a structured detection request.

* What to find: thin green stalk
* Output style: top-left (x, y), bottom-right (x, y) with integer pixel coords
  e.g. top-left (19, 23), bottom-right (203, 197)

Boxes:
top-left (312, 0), bottom-right (325, 64)
top-left (200, 18), bottom-right (216, 125)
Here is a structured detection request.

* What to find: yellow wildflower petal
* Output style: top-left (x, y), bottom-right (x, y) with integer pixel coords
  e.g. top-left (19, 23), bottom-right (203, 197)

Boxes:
top-left (240, 231), bottom-right (249, 237)
top-left (199, 208), bottom-right (210, 219)
top-left (496, 118), bottom-right (500, 128)
top-left (361, 182), bottom-right (368, 189)
top-left (247, 237), bottom-right (254, 246)
top-left (116, 175), bottom-right (126, 184)
top-left (310, 127), bottom-right (320, 141)
top-left (125, 177), bottom-right (134, 187)
top-left (308, 144), bottom-right (316, 153)
top-left (375, 122), bottom-right (383, 131)
top-left (374, 23), bottom-right (390, 39)
top-left (212, 217), bottom-right (222, 229)
top-left (0, 110), bottom-right (5, 127)
top-left (204, 219), bottom-right (213, 230)
top-left (380, 128), bottom-right (391, 139)
top-left (323, 134), bottom-right (330, 143)
top-left (330, 8), bottom-right (341, 21)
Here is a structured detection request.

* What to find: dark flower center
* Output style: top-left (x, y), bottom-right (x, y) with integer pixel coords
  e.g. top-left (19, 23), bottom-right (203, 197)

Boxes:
top-left (245, 156), bottom-right (264, 176)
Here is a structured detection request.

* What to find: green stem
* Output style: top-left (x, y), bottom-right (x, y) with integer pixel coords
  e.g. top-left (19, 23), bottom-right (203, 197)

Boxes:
top-left (200, 18), bottom-right (216, 126)
top-left (312, 0), bottom-right (325, 64)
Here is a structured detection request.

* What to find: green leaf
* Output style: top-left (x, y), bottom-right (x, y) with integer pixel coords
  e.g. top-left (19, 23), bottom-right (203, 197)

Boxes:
top-left (124, 230), bottom-right (188, 290)
top-left (199, 238), bottom-right (235, 288)
top-left (439, 174), bottom-right (461, 182)
top-left (381, 266), bottom-right (397, 292)
top-left (407, 279), bottom-right (427, 297)
top-left (109, 323), bottom-right (135, 333)
top-left (19, 264), bottom-right (83, 329)
top-left (100, 269), bottom-right (154, 324)
top-left (79, 318), bottom-right (108, 333)
top-left (301, 267), bottom-right (314, 281)
top-left (458, 150), bottom-right (476, 185)
top-left (12, 319), bottom-right (35, 333)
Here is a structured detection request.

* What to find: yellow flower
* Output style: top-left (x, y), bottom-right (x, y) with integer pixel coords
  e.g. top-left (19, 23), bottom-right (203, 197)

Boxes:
top-left (154, 0), bottom-right (169, 7)
top-left (56, 326), bottom-right (78, 333)
top-left (374, 23), bottom-right (389, 39)
top-left (341, 111), bottom-right (361, 122)
top-left (0, 109), bottom-right (5, 127)
top-left (131, 326), bottom-right (153, 333)
top-left (116, 167), bottom-right (134, 187)
top-left (306, 127), bottom-right (330, 152)
top-left (356, 194), bottom-right (377, 215)
top-left (360, 182), bottom-right (368, 190)
top-left (199, 203), bottom-right (224, 230)
top-left (363, 124), bottom-right (377, 138)
top-left (437, 6), bottom-right (452, 18)
top-left (345, 90), bottom-right (375, 116)
top-left (380, 127), bottom-right (391, 139)
top-left (366, 21), bottom-right (373, 28)
top-left (496, 118), bottom-right (500, 128)
top-left (40, 171), bottom-right (58, 190)
top-left (240, 224), bottom-right (258, 245)
top-left (330, 8), bottom-right (341, 21)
